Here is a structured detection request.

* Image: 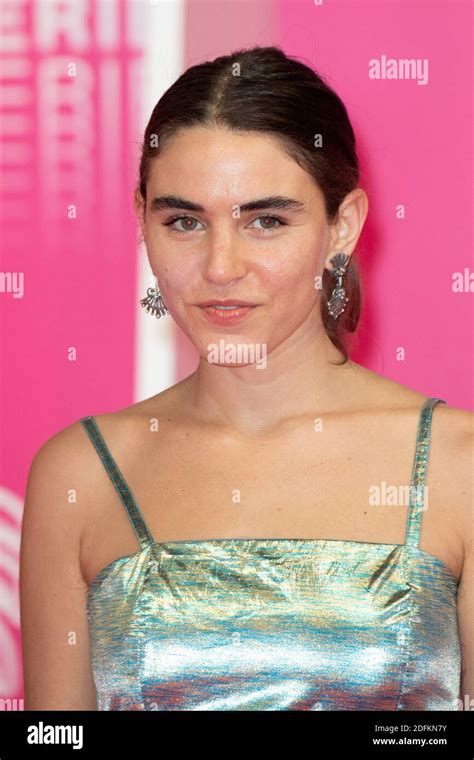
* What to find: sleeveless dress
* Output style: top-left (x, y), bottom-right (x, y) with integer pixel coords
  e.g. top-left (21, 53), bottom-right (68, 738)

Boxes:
top-left (80, 397), bottom-right (461, 711)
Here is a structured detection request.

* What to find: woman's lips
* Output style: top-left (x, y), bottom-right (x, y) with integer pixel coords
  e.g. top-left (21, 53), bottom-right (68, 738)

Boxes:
top-left (198, 304), bottom-right (257, 326)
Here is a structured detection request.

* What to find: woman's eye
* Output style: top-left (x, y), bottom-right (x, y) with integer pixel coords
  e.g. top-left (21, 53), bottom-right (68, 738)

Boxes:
top-left (163, 214), bottom-right (286, 234)
top-left (163, 216), bottom-right (204, 233)
top-left (249, 215), bottom-right (286, 231)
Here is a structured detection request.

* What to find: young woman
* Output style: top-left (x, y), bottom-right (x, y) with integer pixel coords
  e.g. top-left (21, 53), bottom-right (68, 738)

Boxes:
top-left (20, 46), bottom-right (472, 711)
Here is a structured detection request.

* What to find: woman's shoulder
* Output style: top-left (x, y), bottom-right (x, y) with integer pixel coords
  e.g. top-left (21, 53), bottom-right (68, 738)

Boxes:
top-left (29, 380), bottom-right (188, 485)
top-left (80, 378), bottom-right (192, 446)
top-left (347, 363), bottom-right (472, 488)
top-left (362, 368), bottom-right (472, 540)
top-left (353, 363), bottom-right (473, 475)
top-left (350, 366), bottom-right (473, 566)
top-left (349, 362), bottom-right (472, 422)
top-left (23, 383), bottom-right (189, 558)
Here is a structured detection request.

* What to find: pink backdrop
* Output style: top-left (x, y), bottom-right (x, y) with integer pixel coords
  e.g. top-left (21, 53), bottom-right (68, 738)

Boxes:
top-left (0, 0), bottom-right (471, 707)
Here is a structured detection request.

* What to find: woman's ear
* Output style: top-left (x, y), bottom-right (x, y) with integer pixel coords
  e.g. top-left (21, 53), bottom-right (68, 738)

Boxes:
top-left (324, 188), bottom-right (368, 269)
top-left (134, 188), bottom-right (146, 242)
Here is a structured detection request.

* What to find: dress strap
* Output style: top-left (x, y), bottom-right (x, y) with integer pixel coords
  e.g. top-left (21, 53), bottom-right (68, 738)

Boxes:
top-left (79, 416), bottom-right (155, 551)
top-left (404, 396), bottom-right (446, 548)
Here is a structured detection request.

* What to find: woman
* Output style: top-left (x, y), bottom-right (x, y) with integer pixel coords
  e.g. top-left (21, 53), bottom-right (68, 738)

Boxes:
top-left (20, 46), bottom-right (472, 711)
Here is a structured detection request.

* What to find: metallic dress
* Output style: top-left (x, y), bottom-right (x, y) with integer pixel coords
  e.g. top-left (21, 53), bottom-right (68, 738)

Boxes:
top-left (80, 397), bottom-right (461, 711)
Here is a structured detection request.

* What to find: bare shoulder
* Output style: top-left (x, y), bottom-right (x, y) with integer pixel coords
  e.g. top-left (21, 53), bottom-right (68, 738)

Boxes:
top-left (26, 377), bottom-right (192, 518)
top-left (85, 376), bottom-right (194, 445)
top-left (27, 417), bottom-right (95, 505)
top-left (344, 361), bottom-right (429, 413)
top-left (425, 398), bottom-right (473, 506)
top-left (23, 414), bottom-right (111, 563)
top-left (28, 412), bottom-right (114, 500)
top-left (430, 400), bottom-right (474, 552)
top-left (363, 361), bottom-right (473, 462)
top-left (21, 381), bottom-right (188, 590)
top-left (348, 363), bottom-right (473, 549)
top-left (348, 362), bottom-right (472, 428)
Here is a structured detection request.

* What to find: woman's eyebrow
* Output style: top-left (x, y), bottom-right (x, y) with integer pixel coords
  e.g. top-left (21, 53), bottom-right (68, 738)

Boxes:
top-left (149, 195), bottom-right (306, 213)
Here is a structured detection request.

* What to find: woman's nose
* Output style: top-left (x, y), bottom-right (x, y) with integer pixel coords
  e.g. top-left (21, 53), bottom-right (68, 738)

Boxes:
top-left (201, 230), bottom-right (248, 284)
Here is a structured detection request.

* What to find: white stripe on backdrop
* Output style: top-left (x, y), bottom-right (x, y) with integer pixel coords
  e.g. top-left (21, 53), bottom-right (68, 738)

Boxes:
top-left (133, 0), bottom-right (185, 402)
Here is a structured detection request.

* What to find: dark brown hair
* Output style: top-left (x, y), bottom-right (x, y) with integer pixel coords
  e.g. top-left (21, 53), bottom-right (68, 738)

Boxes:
top-left (137, 46), bottom-right (362, 364)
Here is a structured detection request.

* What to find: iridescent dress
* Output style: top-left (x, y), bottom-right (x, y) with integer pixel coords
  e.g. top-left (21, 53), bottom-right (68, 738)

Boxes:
top-left (80, 397), bottom-right (460, 710)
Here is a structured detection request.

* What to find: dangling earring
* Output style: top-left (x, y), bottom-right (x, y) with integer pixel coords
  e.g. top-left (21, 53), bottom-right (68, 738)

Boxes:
top-left (140, 278), bottom-right (169, 318)
top-left (326, 252), bottom-right (350, 320)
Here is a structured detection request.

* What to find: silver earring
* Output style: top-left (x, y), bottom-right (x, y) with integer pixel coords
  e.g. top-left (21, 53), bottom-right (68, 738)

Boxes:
top-left (326, 253), bottom-right (350, 319)
top-left (140, 278), bottom-right (169, 318)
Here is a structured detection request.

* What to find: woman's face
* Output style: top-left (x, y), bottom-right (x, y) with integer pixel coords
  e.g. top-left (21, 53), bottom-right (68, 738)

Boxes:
top-left (136, 126), bottom-right (356, 363)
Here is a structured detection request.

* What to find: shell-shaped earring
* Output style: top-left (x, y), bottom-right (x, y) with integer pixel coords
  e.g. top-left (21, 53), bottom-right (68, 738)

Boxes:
top-left (326, 252), bottom-right (350, 320)
top-left (140, 278), bottom-right (169, 318)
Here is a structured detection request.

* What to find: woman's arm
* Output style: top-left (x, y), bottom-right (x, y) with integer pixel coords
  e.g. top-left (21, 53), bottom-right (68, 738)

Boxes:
top-left (458, 535), bottom-right (473, 708)
top-left (456, 414), bottom-right (474, 708)
top-left (19, 423), bottom-right (97, 710)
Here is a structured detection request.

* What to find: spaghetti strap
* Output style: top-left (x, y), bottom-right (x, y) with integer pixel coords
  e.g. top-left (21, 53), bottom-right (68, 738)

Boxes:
top-left (80, 416), bottom-right (155, 551)
top-left (404, 396), bottom-right (446, 548)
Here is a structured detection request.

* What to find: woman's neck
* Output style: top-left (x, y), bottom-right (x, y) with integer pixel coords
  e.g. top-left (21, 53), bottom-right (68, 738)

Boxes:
top-left (186, 330), bottom-right (358, 436)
